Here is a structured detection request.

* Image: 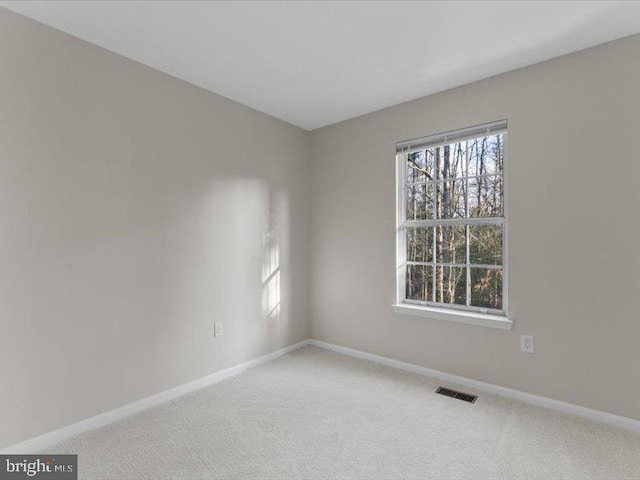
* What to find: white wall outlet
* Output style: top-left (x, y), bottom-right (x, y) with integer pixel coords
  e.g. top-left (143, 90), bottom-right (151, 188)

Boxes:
top-left (214, 323), bottom-right (223, 337)
top-left (520, 334), bottom-right (534, 353)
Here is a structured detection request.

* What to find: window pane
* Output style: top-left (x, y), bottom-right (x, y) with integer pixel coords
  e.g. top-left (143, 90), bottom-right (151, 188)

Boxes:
top-left (468, 175), bottom-right (503, 217)
top-left (435, 225), bottom-right (466, 265)
top-left (406, 264), bottom-right (433, 302)
top-left (406, 227), bottom-right (433, 263)
top-left (400, 126), bottom-right (506, 314)
top-left (435, 266), bottom-right (466, 305)
top-left (468, 134), bottom-right (504, 177)
top-left (469, 224), bottom-right (503, 265)
top-left (470, 268), bottom-right (503, 310)
top-left (406, 149), bottom-right (435, 184)
top-left (436, 179), bottom-right (466, 219)
top-left (435, 143), bottom-right (466, 180)
top-left (406, 182), bottom-right (434, 220)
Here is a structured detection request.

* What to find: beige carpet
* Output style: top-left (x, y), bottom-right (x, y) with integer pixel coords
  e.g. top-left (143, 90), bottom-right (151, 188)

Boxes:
top-left (46, 346), bottom-right (640, 479)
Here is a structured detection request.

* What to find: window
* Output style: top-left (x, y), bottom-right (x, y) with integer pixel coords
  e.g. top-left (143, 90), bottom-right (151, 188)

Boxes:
top-left (395, 120), bottom-right (508, 321)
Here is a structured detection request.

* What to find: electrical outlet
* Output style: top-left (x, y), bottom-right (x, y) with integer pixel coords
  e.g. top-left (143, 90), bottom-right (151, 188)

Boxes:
top-left (520, 334), bottom-right (534, 354)
top-left (214, 323), bottom-right (223, 337)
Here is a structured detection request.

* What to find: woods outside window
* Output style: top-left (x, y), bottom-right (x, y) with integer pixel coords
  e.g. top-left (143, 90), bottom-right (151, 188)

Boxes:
top-left (395, 121), bottom-right (507, 317)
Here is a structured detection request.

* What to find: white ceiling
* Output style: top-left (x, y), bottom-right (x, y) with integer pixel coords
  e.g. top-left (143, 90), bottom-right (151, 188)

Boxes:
top-left (3, 1), bottom-right (640, 130)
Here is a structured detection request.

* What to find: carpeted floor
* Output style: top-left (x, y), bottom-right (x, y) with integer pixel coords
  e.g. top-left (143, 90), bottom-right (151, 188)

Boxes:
top-left (46, 346), bottom-right (640, 479)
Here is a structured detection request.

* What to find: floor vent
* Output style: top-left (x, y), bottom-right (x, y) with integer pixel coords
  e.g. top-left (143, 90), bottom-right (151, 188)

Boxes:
top-left (436, 387), bottom-right (477, 403)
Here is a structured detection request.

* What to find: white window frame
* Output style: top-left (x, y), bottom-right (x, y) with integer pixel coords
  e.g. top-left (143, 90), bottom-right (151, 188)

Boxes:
top-left (393, 120), bottom-right (513, 330)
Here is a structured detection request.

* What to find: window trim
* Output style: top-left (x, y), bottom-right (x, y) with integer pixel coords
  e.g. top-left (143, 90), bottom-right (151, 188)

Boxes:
top-left (391, 303), bottom-right (513, 330)
top-left (394, 121), bottom-right (512, 330)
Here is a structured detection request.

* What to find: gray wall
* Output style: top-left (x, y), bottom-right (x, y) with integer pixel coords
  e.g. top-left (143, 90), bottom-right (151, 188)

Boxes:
top-left (0, 8), bottom-right (310, 448)
top-left (310, 34), bottom-right (640, 420)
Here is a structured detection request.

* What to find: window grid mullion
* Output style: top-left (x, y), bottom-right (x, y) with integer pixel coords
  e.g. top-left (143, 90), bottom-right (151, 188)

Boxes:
top-left (432, 147), bottom-right (438, 302)
top-left (404, 218), bottom-right (503, 228)
top-left (431, 226), bottom-right (436, 302)
top-left (407, 172), bottom-right (499, 188)
top-left (409, 261), bottom-right (501, 270)
top-left (465, 140), bottom-right (471, 307)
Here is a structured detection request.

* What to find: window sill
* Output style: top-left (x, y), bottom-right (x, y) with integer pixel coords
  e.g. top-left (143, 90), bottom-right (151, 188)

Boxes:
top-left (392, 303), bottom-right (513, 330)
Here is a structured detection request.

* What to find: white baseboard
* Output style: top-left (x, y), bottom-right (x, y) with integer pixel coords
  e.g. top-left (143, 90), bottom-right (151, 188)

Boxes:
top-left (308, 339), bottom-right (640, 434)
top-left (1, 339), bottom-right (311, 454)
top-left (5, 337), bottom-right (638, 454)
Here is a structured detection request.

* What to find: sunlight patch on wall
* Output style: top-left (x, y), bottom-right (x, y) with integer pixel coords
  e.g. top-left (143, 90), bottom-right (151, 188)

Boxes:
top-left (263, 214), bottom-right (280, 319)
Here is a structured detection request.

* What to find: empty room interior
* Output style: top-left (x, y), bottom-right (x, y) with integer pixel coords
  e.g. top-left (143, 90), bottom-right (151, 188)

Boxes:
top-left (2, 1), bottom-right (640, 479)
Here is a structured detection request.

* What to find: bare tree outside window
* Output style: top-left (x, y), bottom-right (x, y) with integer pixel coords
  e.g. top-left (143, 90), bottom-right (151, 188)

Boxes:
top-left (399, 124), bottom-right (506, 314)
